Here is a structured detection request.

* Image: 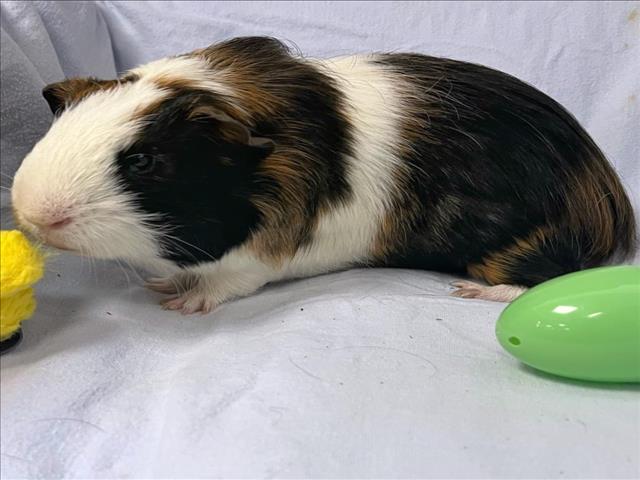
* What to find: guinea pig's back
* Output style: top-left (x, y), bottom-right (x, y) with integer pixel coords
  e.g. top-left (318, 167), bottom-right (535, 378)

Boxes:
top-left (333, 53), bottom-right (636, 286)
top-left (198, 39), bottom-right (634, 287)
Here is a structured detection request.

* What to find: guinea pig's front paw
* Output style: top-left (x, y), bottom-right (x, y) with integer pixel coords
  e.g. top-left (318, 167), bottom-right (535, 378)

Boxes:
top-left (152, 256), bottom-right (273, 315)
top-left (147, 272), bottom-right (217, 314)
top-left (161, 288), bottom-right (219, 315)
top-left (146, 277), bottom-right (180, 295)
top-left (145, 272), bottom-right (199, 295)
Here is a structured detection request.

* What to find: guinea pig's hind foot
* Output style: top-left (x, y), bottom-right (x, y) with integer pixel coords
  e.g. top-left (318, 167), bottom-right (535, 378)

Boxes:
top-left (450, 281), bottom-right (527, 303)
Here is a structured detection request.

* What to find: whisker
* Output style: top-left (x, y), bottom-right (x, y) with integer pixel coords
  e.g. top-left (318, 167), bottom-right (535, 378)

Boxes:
top-left (121, 257), bottom-right (146, 284)
top-left (161, 232), bottom-right (218, 263)
top-left (162, 239), bottom-right (196, 261)
top-left (84, 243), bottom-right (98, 287)
top-left (113, 257), bottom-right (131, 289)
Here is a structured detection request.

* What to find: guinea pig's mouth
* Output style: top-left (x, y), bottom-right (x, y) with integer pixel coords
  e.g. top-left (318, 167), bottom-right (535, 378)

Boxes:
top-left (16, 220), bottom-right (79, 253)
top-left (34, 231), bottom-right (78, 253)
top-left (41, 234), bottom-right (76, 252)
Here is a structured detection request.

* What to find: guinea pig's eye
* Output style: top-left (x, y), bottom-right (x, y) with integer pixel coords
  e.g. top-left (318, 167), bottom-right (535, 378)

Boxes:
top-left (125, 153), bottom-right (156, 175)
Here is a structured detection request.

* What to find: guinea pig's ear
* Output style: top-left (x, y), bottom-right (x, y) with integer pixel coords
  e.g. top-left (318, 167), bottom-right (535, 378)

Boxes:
top-left (188, 105), bottom-right (275, 157)
top-left (42, 78), bottom-right (119, 115)
top-left (42, 82), bottom-right (69, 114)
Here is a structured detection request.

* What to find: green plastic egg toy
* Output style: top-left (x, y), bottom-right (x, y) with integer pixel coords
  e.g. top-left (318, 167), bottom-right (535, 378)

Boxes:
top-left (496, 265), bottom-right (640, 383)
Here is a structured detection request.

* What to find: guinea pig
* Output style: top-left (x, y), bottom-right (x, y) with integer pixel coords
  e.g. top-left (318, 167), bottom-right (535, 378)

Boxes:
top-left (11, 36), bottom-right (636, 314)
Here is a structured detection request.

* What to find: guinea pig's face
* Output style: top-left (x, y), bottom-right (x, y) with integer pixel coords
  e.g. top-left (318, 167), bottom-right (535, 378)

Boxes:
top-left (12, 69), bottom-right (273, 266)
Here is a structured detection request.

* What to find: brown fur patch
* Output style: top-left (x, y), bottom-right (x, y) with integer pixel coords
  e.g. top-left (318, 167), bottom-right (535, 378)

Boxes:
top-left (563, 157), bottom-right (636, 262)
top-left (152, 75), bottom-right (193, 92)
top-left (467, 227), bottom-right (551, 285)
top-left (44, 76), bottom-right (138, 112)
top-left (371, 165), bottom-right (419, 260)
top-left (189, 45), bottom-right (284, 121)
top-left (246, 147), bottom-right (322, 266)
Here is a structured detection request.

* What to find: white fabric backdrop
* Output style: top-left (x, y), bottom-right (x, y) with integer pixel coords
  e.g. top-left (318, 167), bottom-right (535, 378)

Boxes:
top-left (1, 1), bottom-right (639, 478)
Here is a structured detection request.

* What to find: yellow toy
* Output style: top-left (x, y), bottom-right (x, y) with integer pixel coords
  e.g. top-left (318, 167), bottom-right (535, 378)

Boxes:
top-left (0, 230), bottom-right (45, 353)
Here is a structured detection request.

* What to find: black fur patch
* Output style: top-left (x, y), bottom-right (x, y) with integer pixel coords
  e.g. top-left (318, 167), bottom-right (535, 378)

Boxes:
top-left (375, 54), bottom-right (634, 284)
top-left (115, 91), bottom-right (268, 265)
top-left (43, 76), bottom-right (139, 115)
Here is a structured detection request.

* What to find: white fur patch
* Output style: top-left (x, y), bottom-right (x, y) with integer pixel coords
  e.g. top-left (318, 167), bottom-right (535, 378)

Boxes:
top-left (276, 55), bottom-right (407, 279)
top-left (12, 79), bottom-right (169, 263)
top-left (129, 55), bottom-right (237, 100)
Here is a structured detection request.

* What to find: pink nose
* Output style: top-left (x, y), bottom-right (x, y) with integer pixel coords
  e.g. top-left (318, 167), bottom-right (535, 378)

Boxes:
top-left (26, 215), bottom-right (73, 230)
top-left (48, 217), bottom-right (73, 229)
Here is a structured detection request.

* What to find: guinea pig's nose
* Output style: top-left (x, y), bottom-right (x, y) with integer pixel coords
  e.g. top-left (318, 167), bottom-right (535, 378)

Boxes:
top-left (25, 214), bottom-right (73, 230)
top-left (47, 217), bottom-right (73, 229)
